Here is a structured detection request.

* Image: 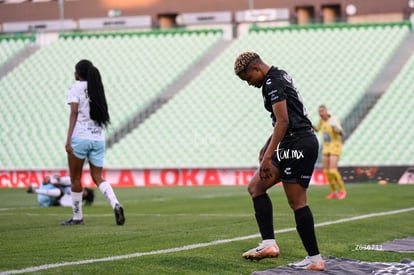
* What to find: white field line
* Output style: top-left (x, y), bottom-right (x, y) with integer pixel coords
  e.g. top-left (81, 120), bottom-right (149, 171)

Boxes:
top-left (1, 207), bottom-right (414, 275)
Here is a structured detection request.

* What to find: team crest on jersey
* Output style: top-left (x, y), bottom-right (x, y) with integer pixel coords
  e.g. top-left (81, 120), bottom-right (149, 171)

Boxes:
top-left (283, 73), bottom-right (292, 83)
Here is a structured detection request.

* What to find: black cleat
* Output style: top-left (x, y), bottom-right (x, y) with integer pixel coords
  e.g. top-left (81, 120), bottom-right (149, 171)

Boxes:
top-left (60, 218), bottom-right (85, 225)
top-left (114, 204), bottom-right (125, 225)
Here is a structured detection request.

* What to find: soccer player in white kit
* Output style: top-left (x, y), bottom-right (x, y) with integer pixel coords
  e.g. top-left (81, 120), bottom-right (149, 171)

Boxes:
top-left (27, 175), bottom-right (95, 207)
top-left (62, 59), bottom-right (125, 225)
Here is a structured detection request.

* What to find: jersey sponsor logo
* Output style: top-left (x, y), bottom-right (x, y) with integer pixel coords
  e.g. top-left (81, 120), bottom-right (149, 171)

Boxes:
top-left (268, 89), bottom-right (278, 95)
top-left (266, 78), bottom-right (272, 85)
top-left (268, 89), bottom-right (279, 101)
top-left (323, 133), bottom-right (331, 143)
top-left (283, 73), bottom-right (292, 83)
top-left (89, 127), bottom-right (103, 135)
top-left (275, 144), bottom-right (305, 162)
top-left (284, 167), bottom-right (292, 175)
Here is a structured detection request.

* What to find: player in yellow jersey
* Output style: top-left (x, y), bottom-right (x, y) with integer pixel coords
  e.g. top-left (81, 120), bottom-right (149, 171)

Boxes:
top-left (313, 105), bottom-right (346, 200)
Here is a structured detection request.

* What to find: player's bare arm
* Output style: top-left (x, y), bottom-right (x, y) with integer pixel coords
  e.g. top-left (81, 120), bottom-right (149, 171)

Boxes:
top-left (65, 102), bottom-right (78, 154)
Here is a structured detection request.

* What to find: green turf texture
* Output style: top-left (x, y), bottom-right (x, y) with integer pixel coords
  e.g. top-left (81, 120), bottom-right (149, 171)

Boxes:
top-left (0, 183), bottom-right (413, 274)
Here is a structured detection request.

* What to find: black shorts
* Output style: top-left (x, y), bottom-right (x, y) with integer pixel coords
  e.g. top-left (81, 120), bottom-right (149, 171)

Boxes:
top-left (272, 131), bottom-right (319, 188)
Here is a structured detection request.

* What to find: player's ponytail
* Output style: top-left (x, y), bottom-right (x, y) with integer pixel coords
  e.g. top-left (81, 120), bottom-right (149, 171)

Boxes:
top-left (87, 65), bottom-right (110, 128)
top-left (75, 59), bottom-right (110, 128)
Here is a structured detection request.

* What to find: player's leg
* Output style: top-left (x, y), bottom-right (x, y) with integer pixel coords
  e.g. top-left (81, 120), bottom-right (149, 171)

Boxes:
top-left (284, 183), bottom-right (324, 271)
top-left (30, 187), bottom-right (62, 197)
top-left (323, 154), bottom-right (337, 199)
top-left (89, 162), bottom-right (123, 210)
top-left (329, 154), bottom-right (346, 199)
top-left (242, 166), bottom-right (281, 260)
top-left (27, 184), bottom-right (62, 207)
top-left (89, 141), bottom-right (125, 225)
top-left (61, 151), bottom-right (85, 225)
top-left (283, 133), bottom-right (324, 271)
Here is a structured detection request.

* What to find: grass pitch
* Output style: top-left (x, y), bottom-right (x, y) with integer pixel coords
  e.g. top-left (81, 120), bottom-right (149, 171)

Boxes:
top-left (0, 183), bottom-right (413, 274)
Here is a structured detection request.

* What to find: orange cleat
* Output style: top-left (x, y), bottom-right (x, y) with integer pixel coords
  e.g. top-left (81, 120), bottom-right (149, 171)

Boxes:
top-left (325, 192), bottom-right (337, 199)
top-left (337, 191), bottom-right (347, 200)
top-left (242, 243), bottom-right (280, 261)
top-left (289, 256), bottom-right (325, 271)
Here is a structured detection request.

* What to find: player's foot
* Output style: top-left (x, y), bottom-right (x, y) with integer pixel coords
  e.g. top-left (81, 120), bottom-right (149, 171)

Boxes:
top-left (242, 242), bottom-right (280, 261)
top-left (26, 184), bottom-right (36, 193)
top-left (325, 192), bottom-right (337, 199)
top-left (114, 204), bottom-right (125, 225)
top-left (60, 218), bottom-right (84, 225)
top-left (337, 191), bottom-right (347, 200)
top-left (288, 256), bottom-right (325, 271)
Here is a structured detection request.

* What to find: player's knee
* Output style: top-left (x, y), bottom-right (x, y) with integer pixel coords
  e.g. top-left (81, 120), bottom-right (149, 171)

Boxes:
top-left (247, 182), bottom-right (255, 197)
top-left (287, 200), bottom-right (306, 211)
top-left (247, 181), bottom-right (262, 197)
top-left (247, 180), bottom-right (268, 198)
top-left (285, 193), bottom-right (307, 210)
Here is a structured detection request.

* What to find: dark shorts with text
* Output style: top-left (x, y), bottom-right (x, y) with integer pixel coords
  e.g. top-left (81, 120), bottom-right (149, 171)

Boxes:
top-left (272, 133), bottom-right (319, 188)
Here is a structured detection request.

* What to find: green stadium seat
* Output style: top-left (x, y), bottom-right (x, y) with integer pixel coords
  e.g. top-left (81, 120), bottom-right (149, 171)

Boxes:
top-left (341, 49), bottom-right (414, 165)
top-left (0, 30), bottom-right (223, 169)
top-left (1, 24), bottom-right (412, 169)
top-left (105, 23), bottom-right (410, 168)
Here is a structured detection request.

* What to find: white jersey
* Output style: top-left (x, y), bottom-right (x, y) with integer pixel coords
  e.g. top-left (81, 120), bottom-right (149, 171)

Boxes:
top-left (67, 81), bottom-right (105, 141)
top-left (51, 175), bottom-right (71, 186)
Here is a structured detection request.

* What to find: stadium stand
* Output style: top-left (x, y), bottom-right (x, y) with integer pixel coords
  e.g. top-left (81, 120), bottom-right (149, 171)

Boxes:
top-left (0, 22), bottom-right (412, 169)
top-left (104, 22), bottom-right (411, 168)
top-left (341, 50), bottom-right (414, 166)
top-left (0, 29), bottom-right (223, 169)
top-left (0, 34), bottom-right (34, 73)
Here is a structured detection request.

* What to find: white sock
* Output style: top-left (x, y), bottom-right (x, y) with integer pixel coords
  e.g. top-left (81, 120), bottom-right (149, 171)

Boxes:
top-left (262, 239), bottom-right (276, 246)
top-left (71, 191), bottom-right (83, 220)
top-left (98, 181), bottom-right (119, 209)
top-left (309, 254), bottom-right (323, 262)
top-left (35, 188), bottom-right (61, 197)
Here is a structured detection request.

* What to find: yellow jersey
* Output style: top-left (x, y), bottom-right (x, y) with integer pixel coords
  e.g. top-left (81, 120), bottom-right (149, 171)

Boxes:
top-left (315, 116), bottom-right (343, 156)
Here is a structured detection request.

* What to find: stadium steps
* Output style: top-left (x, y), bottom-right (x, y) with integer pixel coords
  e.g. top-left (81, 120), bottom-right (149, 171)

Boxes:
top-left (0, 43), bottom-right (40, 79)
top-left (0, 29), bottom-right (224, 169)
top-left (105, 22), bottom-right (411, 168)
top-left (342, 30), bottom-right (414, 140)
top-left (341, 50), bottom-right (414, 165)
top-left (105, 39), bottom-right (234, 149)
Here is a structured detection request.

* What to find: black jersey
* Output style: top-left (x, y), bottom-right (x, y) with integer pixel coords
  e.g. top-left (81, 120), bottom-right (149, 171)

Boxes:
top-left (262, 66), bottom-right (312, 132)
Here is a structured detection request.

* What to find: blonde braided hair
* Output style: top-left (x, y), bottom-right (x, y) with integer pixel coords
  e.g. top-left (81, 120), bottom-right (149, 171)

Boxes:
top-left (234, 51), bottom-right (260, 75)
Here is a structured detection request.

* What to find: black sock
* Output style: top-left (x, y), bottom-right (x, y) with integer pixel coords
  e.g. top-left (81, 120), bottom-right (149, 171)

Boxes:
top-left (253, 194), bottom-right (274, 240)
top-left (294, 206), bottom-right (319, 256)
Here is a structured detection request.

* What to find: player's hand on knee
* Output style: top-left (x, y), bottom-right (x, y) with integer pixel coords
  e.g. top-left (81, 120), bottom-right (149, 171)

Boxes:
top-left (259, 159), bottom-right (273, 180)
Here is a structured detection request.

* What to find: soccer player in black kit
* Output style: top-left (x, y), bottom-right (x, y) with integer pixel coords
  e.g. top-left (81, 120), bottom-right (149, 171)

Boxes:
top-left (234, 52), bottom-right (324, 271)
